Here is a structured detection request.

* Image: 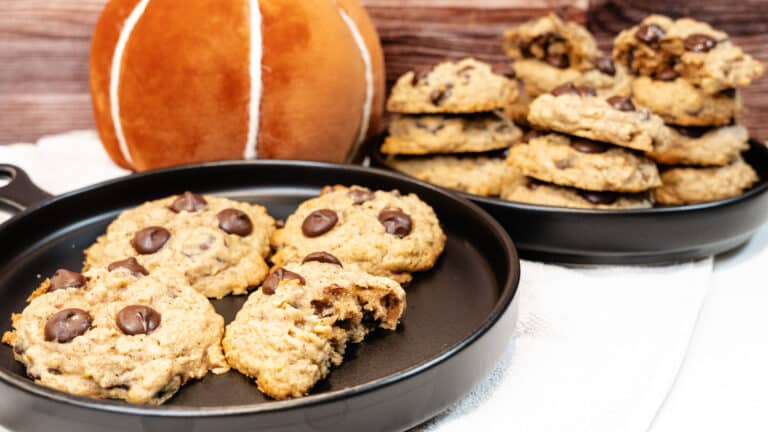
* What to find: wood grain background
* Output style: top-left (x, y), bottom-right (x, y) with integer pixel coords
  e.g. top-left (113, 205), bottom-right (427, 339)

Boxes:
top-left (1, 0), bottom-right (767, 144)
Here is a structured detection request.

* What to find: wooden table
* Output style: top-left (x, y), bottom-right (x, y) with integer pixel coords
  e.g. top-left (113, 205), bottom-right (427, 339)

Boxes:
top-left (1, 0), bottom-right (767, 143)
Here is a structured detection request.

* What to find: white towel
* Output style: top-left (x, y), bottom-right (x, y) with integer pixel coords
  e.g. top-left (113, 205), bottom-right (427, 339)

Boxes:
top-left (0, 132), bottom-right (714, 432)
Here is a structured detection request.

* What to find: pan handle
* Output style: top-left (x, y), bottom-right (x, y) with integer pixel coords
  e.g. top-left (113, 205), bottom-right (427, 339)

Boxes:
top-left (0, 164), bottom-right (53, 213)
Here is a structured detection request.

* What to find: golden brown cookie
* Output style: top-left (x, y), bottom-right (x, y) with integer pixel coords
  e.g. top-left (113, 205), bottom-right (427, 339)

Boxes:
top-left (389, 155), bottom-right (512, 197)
top-left (647, 124), bottom-right (749, 166)
top-left (655, 157), bottom-right (759, 205)
top-left (501, 175), bottom-right (653, 209)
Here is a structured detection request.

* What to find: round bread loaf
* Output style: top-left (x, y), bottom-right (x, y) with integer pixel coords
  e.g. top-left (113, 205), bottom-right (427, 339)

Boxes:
top-left (90, 0), bottom-right (385, 171)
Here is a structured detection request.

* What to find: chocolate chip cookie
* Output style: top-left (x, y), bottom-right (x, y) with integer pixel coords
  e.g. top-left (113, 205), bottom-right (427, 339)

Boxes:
top-left (631, 76), bottom-right (741, 126)
top-left (647, 124), bottom-right (749, 166)
top-left (654, 157), bottom-right (759, 205)
top-left (501, 175), bottom-right (653, 209)
top-left (84, 193), bottom-right (276, 299)
top-left (527, 85), bottom-right (670, 152)
top-left (381, 113), bottom-right (522, 155)
top-left (503, 13), bottom-right (600, 71)
top-left (222, 261), bottom-right (406, 400)
top-left (386, 58), bottom-right (518, 114)
top-left (388, 155), bottom-right (511, 197)
top-left (270, 186), bottom-right (446, 284)
top-left (2, 266), bottom-right (228, 405)
top-left (512, 58), bottom-right (632, 98)
top-left (613, 15), bottom-right (765, 94)
top-left (506, 133), bottom-right (661, 193)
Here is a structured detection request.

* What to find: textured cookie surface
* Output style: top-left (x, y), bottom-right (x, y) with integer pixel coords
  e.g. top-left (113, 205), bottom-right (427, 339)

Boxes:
top-left (503, 13), bottom-right (600, 71)
top-left (613, 15), bottom-right (765, 94)
top-left (501, 175), bottom-right (653, 209)
top-left (381, 113), bottom-right (522, 155)
top-left (271, 186), bottom-right (446, 283)
top-left (527, 91), bottom-right (670, 152)
top-left (386, 58), bottom-right (518, 114)
top-left (512, 58), bottom-right (631, 98)
top-left (222, 261), bottom-right (406, 400)
top-left (655, 157), bottom-right (759, 205)
top-left (3, 267), bottom-right (228, 405)
top-left (631, 77), bottom-right (741, 127)
top-left (647, 124), bottom-right (749, 166)
top-left (389, 155), bottom-right (511, 197)
top-left (84, 193), bottom-right (275, 298)
top-left (506, 133), bottom-right (661, 193)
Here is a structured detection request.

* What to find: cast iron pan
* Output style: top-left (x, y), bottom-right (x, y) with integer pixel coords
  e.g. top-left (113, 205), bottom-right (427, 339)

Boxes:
top-left (370, 135), bottom-right (768, 264)
top-left (0, 161), bottom-right (519, 432)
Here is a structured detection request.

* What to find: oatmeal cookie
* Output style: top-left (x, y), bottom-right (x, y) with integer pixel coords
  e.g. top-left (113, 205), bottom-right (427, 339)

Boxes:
top-left (647, 124), bottom-right (749, 166)
top-left (388, 155), bottom-right (511, 197)
top-left (501, 175), bottom-right (653, 209)
top-left (655, 157), bottom-right (759, 205)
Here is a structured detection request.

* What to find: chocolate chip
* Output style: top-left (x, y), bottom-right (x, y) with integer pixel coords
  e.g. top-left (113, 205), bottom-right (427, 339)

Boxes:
top-left (132, 227), bottom-right (170, 254)
top-left (217, 208), bottom-right (253, 236)
top-left (49, 269), bottom-right (86, 292)
top-left (655, 68), bottom-right (679, 81)
top-left (551, 82), bottom-right (596, 97)
top-left (570, 138), bottom-right (609, 154)
top-left (302, 252), bottom-right (343, 267)
top-left (606, 95), bottom-right (636, 112)
top-left (719, 88), bottom-right (736, 98)
top-left (44, 308), bottom-right (92, 343)
top-left (522, 129), bottom-right (546, 143)
top-left (311, 299), bottom-right (333, 316)
top-left (348, 187), bottom-right (375, 205)
top-left (672, 125), bottom-right (711, 138)
top-left (545, 54), bottom-right (570, 69)
top-left (684, 33), bottom-right (717, 53)
top-left (430, 84), bottom-right (453, 106)
top-left (635, 23), bottom-right (665, 46)
top-left (169, 191), bottom-right (207, 213)
top-left (116, 305), bottom-right (161, 336)
top-left (579, 190), bottom-right (619, 205)
top-left (302, 209), bottom-right (338, 237)
top-left (108, 257), bottom-right (148, 276)
top-left (596, 56), bottom-right (616, 76)
top-left (262, 268), bottom-right (305, 295)
top-left (378, 209), bottom-right (413, 238)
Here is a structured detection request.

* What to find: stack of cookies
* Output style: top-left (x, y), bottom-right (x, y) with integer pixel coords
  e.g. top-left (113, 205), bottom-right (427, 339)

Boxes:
top-left (383, 58), bottom-right (522, 197)
top-left (503, 83), bottom-right (666, 209)
top-left (613, 15), bottom-right (763, 204)
top-left (502, 13), bottom-right (631, 123)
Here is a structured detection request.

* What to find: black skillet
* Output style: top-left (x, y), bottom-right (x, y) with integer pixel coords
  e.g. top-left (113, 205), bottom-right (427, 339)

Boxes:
top-left (0, 161), bottom-right (519, 432)
top-left (370, 135), bottom-right (768, 264)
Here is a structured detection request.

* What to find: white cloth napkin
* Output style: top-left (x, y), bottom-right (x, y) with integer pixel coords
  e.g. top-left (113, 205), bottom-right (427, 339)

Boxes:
top-left (0, 132), bottom-right (714, 432)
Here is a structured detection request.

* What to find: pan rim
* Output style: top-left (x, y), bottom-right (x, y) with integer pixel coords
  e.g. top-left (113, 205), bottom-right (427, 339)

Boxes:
top-left (0, 160), bottom-right (520, 418)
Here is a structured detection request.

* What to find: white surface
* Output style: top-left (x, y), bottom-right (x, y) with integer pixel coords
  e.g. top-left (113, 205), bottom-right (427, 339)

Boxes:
top-left (339, 8), bottom-right (376, 146)
top-left (0, 131), bottom-right (766, 432)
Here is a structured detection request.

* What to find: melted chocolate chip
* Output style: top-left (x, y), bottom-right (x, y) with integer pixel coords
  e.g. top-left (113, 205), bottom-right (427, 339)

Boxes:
top-left (302, 209), bottom-right (338, 237)
top-left (656, 68), bottom-right (679, 81)
top-left (217, 208), bottom-right (253, 236)
top-left (430, 84), bottom-right (453, 106)
top-left (579, 190), bottom-right (619, 205)
top-left (522, 129), bottom-right (546, 143)
top-left (132, 227), bottom-right (171, 255)
top-left (606, 95), bottom-right (636, 112)
top-left (551, 82), bottom-right (596, 97)
top-left (108, 257), bottom-right (148, 276)
top-left (378, 209), bottom-right (413, 238)
top-left (116, 305), bottom-right (161, 335)
top-left (672, 125), bottom-right (711, 138)
top-left (635, 23), bottom-right (665, 46)
top-left (169, 191), bottom-right (207, 213)
top-left (44, 309), bottom-right (92, 343)
top-left (302, 252), bottom-right (343, 267)
top-left (570, 138), bottom-right (609, 154)
top-left (348, 187), bottom-right (375, 205)
top-left (311, 299), bottom-right (333, 316)
top-left (684, 33), bottom-right (717, 53)
top-left (262, 268), bottom-right (305, 295)
top-left (545, 54), bottom-right (570, 69)
top-left (596, 56), bottom-right (616, 76)
top-left (49, 269), bottom-right (86, 292)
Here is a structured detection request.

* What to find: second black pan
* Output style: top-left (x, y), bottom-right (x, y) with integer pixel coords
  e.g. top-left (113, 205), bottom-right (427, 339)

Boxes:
top-left (370, 136), bottom-right (768, 264)
top-left (0, 161), bottom-right (519, 432)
